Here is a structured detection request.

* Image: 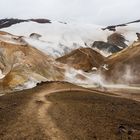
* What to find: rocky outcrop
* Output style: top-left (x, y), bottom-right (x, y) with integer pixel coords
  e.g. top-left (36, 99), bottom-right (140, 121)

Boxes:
top-left (92, 41), bottom-right (122, 53)
top-left (107, 33), bottom-right (127, 48)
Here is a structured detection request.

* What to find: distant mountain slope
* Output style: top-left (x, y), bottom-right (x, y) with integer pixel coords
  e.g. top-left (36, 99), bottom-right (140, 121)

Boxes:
top-left (0, 18), bottom-right (51, 29)
top-left (102, 19), bottom-right (140, 31)
top-left (0, 34), bottom-right (65, 91)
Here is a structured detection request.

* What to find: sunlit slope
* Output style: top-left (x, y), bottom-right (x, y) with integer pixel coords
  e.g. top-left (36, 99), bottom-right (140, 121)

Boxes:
top-left (0, 40), bottom-right (65, 91)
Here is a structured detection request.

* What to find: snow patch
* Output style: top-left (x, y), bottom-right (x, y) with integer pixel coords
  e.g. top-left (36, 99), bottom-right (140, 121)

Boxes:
top-left (0, 69), bottom-right (5, 79)
top-left (15, 77), bottom-right (41, 91)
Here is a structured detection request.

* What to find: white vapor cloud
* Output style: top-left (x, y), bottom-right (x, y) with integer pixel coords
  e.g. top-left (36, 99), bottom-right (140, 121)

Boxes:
top-left (0, 0), bottom-right (140, 25)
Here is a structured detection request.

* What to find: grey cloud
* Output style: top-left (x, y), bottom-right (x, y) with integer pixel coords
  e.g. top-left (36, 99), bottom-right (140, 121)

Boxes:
top-left (0, 0), bottom-right (140, 25)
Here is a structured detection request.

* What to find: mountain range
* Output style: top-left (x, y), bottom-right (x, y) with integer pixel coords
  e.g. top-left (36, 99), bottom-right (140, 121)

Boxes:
top-left (0, 18), bottom-right (140, 92)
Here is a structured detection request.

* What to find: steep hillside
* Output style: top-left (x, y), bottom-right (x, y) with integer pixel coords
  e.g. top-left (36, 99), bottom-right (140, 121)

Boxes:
top-left (0, 40), bottom-right (65, 92)
top-left (92, 41), bottom-right (122, 54)
top-left (104, 41), bottom-right (140, 84)
top-left (56, 48), bottom-right (105, 72)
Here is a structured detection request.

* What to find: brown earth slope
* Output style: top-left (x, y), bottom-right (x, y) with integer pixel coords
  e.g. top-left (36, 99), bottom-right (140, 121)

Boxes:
top-left (104, 41), bottom-right (140, 84)
top-left (56, 48), bottom-right (105, 72)
top-left (0, 82), bottom-right (140, 140)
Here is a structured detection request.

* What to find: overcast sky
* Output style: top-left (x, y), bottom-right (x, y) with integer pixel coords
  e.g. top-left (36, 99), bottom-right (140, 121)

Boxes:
top-left (0, 0), bottom-right (140, 25)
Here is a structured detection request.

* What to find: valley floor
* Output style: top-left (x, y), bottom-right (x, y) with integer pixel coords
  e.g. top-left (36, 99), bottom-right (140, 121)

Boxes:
top-left (0, 82), bottom-right (140, 140)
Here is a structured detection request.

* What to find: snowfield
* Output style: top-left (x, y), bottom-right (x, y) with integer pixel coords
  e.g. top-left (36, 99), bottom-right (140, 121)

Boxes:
top-left (1, 21), bottom-right (111, 57)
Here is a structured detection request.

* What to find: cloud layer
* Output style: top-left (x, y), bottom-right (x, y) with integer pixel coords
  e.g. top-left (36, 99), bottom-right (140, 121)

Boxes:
top-left (0, 0), bottom-right (140, 25)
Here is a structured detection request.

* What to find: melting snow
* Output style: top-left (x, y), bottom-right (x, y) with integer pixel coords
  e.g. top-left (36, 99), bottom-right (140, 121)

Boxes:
top-left (15, 77), bottom-right (41, 91)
